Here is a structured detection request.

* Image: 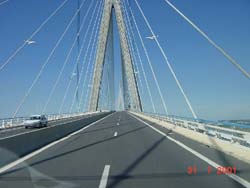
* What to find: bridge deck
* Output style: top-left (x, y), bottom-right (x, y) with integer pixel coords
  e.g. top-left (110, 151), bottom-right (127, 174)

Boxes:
top-left (0, 112), bottom-right (249, 188)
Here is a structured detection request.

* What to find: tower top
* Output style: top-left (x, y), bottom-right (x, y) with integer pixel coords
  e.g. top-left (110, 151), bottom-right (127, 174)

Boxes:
top-left (89, 0), bottom-right (142, 112)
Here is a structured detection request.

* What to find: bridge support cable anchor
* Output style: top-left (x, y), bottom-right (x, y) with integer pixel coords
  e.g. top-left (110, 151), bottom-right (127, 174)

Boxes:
top-left (128, 0), bottom-right (170, 116)
top-left (94, 10), bottom-right (116, 111)
top-left (82, 17), bottom-right (110, 110)
top-left (121, 0), bottom-right (156, 113)
top-left (12, 0), bottom-right (89, 117)
top-left (163, 0), bottom-right (250, 80)
top-left (121, 0), bottom-right (145, 112)
top-left (58, 1), bottom-right (102, 114)
top-left (42, 0), bottom-right (95, 114)
top-left (79, 2), bottom-right (105, 112)
top-left (88, 0), bottom-right (142, 112)
top-left (0, 0), bottom-right (69, 71)
top-left (70, 0), bottom-right (104, 113)
top-left (134, 0), bottom-right (198, 119)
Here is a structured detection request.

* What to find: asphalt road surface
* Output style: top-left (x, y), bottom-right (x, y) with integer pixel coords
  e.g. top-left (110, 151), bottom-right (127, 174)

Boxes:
top-left (0, 111), bottom-right (249, 188)
top-left (0, 114), bottom-right (98, 140)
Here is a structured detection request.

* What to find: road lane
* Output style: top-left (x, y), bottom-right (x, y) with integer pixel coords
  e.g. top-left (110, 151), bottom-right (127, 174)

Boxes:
top-left (104, 112), bottom-right (248, 188)
top-left (129, 113), bottom-right (250, 187)
top-left (132, 112), bottom-right (250, 182)
top-left (0, 112), bottom-right (119, 188)
top-left (0, 113), bottom-right (102, 140)
top-left (0, 112), bottom-right (249, 188)
top-left (0, 127), bottom-right (31, 140)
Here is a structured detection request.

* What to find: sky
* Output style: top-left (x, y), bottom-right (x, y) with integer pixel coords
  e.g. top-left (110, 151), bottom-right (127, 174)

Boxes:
top-left (0, 0), bottom-right (249, 120)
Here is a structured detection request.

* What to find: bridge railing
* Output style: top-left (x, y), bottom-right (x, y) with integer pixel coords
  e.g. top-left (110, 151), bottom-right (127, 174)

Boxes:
top-left (140, 112), bottom-right (250, 148)
top-left (0, 111), bottom-right (102, 130)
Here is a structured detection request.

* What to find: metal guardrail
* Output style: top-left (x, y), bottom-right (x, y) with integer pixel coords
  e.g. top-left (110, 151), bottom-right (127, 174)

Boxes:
top-left (0, 111), bottom-right (101, 130)
top-left (142, 112), bottom-right (250, 148)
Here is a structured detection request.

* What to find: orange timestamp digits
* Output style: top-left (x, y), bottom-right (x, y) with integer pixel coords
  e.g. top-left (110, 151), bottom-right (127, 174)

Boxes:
top-left (217, 166), bottom-right (236, 175)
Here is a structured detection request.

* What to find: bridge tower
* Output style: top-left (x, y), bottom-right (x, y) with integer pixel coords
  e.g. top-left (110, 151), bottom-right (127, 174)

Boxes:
top-left (89, 0), bottom-right (142, 112)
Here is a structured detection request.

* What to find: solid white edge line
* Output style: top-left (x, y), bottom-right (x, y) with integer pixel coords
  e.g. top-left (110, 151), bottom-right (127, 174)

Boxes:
top-left (0, 112), bottom-right (115, 174)
top-left (129, 113), bottom-right (250, 188)
top-left (99, 165), bottom-right (110, 188)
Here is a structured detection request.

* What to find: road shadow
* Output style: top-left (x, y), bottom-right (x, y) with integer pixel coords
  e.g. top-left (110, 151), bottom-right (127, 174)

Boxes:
top-left (0, 170), bottom-right (223, 182)
top-left (0, 125), bottom-right (147, 176)
top-left (107, 136), bottom-right (165, 187)
top-left (52, 121), bottom-right (136, 152)
top-left (134, 115), bottom-right (247, 187)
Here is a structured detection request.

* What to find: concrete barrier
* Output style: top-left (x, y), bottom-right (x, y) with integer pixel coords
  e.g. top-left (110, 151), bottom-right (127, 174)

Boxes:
top-left (0, 112), bottom-right (112, 167)
top-left (131, 112), bottom-right (250, 164)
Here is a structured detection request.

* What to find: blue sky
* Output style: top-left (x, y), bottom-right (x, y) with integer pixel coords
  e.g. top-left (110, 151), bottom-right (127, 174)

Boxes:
top-left (0, 0), bottom-right (249, 120)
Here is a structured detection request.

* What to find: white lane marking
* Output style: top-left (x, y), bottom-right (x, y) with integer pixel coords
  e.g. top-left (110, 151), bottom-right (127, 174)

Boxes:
top-left (114, 132), bottom-right (118, 137)
top-left (116, 122), bottom-right (120, 126)
top-left (0, 113), bottom-right (115, 174)
top-left (99, 165), bottom-right (110, 188)
top-left (129, 113), bottom-right (250, 188)
top-left (0, 117), bottom-right (87, 141)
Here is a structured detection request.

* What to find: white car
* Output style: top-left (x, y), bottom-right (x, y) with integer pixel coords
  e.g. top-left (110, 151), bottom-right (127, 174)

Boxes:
top-left (24, 115), bottom-right (48, 129)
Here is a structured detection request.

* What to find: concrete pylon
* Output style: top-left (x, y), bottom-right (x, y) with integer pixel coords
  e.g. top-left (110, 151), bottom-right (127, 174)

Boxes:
top-left (89, 0), bottom-right (142, 112)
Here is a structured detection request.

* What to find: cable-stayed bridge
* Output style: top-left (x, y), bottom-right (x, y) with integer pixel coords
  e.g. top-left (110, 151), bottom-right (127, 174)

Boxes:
top-left (0, 0), bottom-right (250, 187)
